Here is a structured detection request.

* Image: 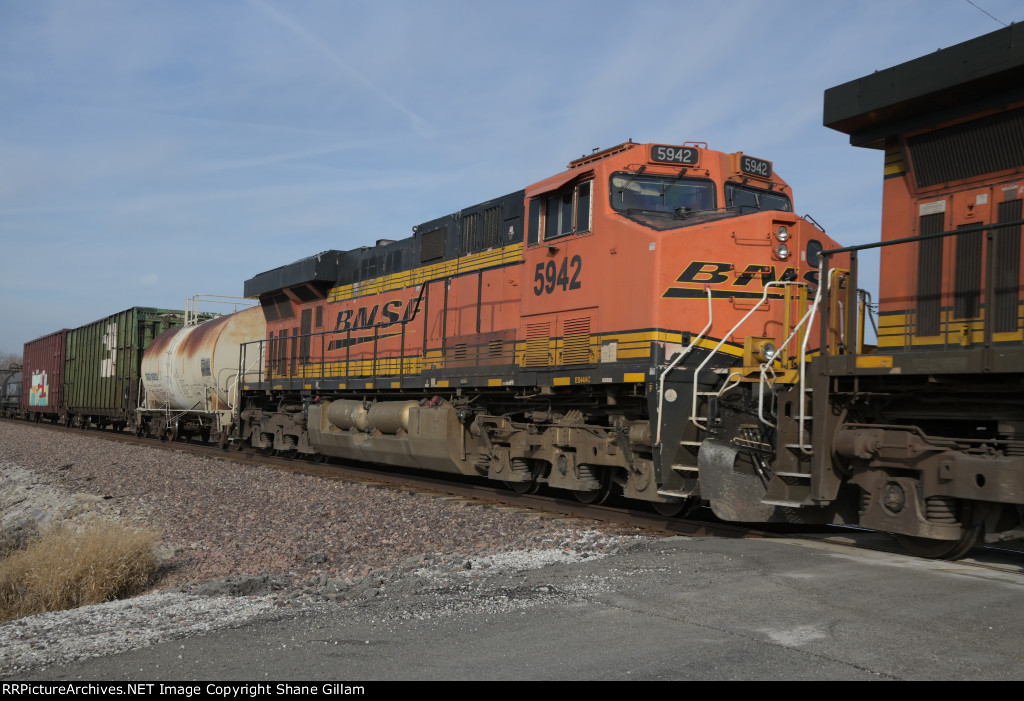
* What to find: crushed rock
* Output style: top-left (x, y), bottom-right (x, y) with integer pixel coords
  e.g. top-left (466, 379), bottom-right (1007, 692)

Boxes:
top-left (0, 423), bottom-right (653, 676)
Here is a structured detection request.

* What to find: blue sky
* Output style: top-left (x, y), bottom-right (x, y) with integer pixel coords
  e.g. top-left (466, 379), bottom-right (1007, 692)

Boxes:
top-left (1, 0), bottom-right (1021, 354)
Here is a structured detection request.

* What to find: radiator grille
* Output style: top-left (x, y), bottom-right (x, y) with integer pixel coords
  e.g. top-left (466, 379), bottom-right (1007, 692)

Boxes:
top-left (916, 212), bottom-right (944, 336)
top-left (993, 198), bottom-right (1022, 333)
top-left (481, 206), bottom-right (501, 249)
top-left (909, 107), bottom-right (1024, 188)
top-left (524, 322), bottom-right (550, 367)
top-left (953, 224), bottom-right (983, 319)
top-left (561, 317), bottom-right (592, 365)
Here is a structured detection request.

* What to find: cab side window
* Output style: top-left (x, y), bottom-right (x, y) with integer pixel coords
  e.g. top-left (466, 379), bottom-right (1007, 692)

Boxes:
top-left (528, 180), bottom-right (592, 245)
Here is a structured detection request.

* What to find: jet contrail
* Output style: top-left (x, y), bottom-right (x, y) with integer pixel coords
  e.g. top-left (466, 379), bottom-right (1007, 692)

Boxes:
top-left (250, 0), bottom-right (432, 135)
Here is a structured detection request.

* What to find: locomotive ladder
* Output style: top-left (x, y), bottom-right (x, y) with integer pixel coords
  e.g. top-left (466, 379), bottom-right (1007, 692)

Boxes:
top-left (685, 279), bottom-right (815, 436)
top-left (656, 280), bottom-right (817, 493)
top-left (656, 265), bottom-right (855, 504)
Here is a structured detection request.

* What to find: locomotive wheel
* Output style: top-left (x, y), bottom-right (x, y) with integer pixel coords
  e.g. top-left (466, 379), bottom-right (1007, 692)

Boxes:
top-left (651, 499), bottom-right (693, 517)
top-left (893, 527), bottom-right (982, 560)
top-left (573, 471), bottom-right (614, 505)
top-left (892, 501), bottom-right (983, 560)
top-left (506, 479), bottom-right (540, 495)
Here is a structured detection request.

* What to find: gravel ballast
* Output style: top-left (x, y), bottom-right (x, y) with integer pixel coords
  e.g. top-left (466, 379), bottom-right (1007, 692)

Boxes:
top-left (0, 422), bottom-right (649, 675)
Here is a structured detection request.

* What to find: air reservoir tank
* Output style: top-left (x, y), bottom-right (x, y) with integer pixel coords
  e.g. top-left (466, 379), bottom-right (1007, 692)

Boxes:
top-left (141, 306), bottom-right (266, 411)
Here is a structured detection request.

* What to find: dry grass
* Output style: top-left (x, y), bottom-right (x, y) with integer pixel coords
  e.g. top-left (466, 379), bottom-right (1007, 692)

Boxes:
top-left (0, 521), bottom-right (159, 621)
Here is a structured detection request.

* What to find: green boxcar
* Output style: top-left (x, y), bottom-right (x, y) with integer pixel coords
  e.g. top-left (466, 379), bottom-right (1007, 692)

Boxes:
top-left (64, 307), bottom-right (189, 429)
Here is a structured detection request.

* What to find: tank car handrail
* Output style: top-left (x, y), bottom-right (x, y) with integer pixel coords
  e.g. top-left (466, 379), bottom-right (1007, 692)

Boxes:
top-left (655, 288), bottom-right (712, 447)
top-left (185, 294), bottom-right (255, 327)
top-left (227, 353), bottom-right (264, 409)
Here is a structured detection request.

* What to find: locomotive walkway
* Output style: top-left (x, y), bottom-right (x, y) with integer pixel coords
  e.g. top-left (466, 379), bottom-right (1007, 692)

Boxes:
top-left (8, 534), bottom-right (1023, 681)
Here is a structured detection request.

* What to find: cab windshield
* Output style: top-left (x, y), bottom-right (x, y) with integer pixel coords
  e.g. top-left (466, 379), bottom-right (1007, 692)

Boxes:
top-left (611, 173), bottom-right (716, 216)
top-left (724, 183), bottom-right (792, 213)
top-left (609, 172), bottom-right (795, 231)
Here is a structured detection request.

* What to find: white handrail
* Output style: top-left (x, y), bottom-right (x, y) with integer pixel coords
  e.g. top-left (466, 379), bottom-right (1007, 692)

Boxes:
top-left (655, 288), bottom-right (713, 447)
top-left (796, 265), bottom-right (830, 454)
top-left (690, 281), bottom-right (791, 431)
top-left (756, 281), bottom-right (813, 429)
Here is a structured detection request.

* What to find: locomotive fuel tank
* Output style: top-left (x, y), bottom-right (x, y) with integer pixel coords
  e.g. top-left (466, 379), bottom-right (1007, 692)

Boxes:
top-left (142, 306), bottom-right (266, 412)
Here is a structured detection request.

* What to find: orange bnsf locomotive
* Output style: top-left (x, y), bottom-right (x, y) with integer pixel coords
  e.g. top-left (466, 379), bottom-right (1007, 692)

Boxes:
top-left (236, 139), bottom-right (844, 514)
top-left (230, 25), bottom-right (1024, 559)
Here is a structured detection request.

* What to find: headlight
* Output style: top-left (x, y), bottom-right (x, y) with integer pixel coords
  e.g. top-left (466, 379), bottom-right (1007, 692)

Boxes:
top-left (776, 225), bottom-right (789, 241)
top-left (776, 242), bottom-right (790, 259)
top-left (757, 342), bottom-right (777, 364)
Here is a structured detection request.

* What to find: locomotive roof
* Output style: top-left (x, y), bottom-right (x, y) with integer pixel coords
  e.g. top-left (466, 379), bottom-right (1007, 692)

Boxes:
top-left (824, 23), bottom-right (1024, 148)
top-left (244, 189), bottom-right (525, 299)
top-left (244, 250), bottom-right (344, 299)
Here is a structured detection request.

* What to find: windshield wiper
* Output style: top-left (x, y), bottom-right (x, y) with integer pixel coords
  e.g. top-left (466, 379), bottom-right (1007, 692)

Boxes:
top-left (615, 165), bottom-right (647, 206)
top-left (660, 167), bottom-right (689, 204)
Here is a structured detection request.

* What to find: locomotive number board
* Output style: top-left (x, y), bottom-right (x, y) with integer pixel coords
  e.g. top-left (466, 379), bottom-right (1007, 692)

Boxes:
top-left (739, 154), bottom-right (772, 179)
top-left (650, 145), bottom-right (700, 166)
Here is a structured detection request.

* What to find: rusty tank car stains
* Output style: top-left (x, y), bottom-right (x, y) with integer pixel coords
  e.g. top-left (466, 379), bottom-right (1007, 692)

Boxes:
top-left (139, 307), bottom-right (266, 442)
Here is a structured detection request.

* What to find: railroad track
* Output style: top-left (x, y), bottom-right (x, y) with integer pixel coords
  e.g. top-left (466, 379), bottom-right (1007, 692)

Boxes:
top-left (1, 417), bottom-right (760, 538)
top-left (3, 416), bottom-right (1023, 574)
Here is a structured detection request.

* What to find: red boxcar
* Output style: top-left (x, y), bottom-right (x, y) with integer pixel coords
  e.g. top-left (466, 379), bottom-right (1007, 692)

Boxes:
top-left (22, 329), bottom-right (69, 423)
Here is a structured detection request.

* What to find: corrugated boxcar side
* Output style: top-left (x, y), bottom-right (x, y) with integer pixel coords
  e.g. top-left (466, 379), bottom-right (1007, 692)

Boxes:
top-left (64, 307), bottom-right (187, 425)
top-left (22, 329), bottom-right (69, 419)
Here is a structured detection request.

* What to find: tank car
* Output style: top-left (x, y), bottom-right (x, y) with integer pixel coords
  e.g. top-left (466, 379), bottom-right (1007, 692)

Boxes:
top-left (236, 140), bottom-right (845, 511)
top-left (0, 363), bottom-right (21, 418)
top-left (138, 306), bottom-right (266, 444)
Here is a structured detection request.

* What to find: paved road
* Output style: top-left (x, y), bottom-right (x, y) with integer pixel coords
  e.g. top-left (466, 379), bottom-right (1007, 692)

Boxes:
top-left (11, 534), bottom-right (1024, 681)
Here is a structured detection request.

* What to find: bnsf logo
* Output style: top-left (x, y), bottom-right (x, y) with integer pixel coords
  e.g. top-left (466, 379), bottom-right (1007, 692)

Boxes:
top-left (663, 261), bottom-right (818, 299)
top-left (333, 299), bottom-right (416, 332)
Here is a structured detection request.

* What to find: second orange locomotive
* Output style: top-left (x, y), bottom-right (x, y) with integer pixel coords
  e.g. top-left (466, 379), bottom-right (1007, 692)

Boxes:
top-left (238, 140), bottom-right (844, 511)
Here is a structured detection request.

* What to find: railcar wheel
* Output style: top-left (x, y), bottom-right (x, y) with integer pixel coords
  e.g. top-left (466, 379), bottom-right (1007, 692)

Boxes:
top-left (573, 471), bottom-right (614, 505)
top-left (893, 527), bottom-right (982, 560)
